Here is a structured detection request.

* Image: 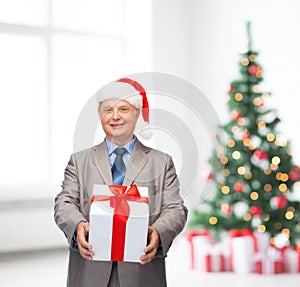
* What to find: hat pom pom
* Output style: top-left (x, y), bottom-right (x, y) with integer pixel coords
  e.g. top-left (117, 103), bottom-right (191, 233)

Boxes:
top-left (138, 127), bottom-right (154, 140)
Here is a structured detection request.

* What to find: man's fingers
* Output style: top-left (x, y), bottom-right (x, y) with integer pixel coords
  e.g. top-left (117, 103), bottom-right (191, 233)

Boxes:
top-left (77, 231), bottom-right (92, 249)
top-left (76, 222), bottom-right (94, 260)
top-left (140, 227), bottom-right (160, 265)
top-left (80, 239), bottom-right (93, 251)
top-left (78, 245), bottom-right (94, 260)
top-left (144, 241), bottom-right (155, 253)
top-left (140, 248), bottom-right (156, 265)
top-left (144, 226), bottom-right (159, 253)
top-left (78, 237), bottom-right (94, 260)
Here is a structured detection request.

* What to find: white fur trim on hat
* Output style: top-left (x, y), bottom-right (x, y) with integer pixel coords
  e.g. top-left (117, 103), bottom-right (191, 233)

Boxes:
top-left (96, 81), bottom-right (143, 109)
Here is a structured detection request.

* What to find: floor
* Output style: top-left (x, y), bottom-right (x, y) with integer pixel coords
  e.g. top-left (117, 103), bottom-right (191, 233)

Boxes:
top-left (1, 238), bottom-right (300, 287)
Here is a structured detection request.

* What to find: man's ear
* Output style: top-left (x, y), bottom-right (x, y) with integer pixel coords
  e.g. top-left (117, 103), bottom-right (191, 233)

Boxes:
top-left (98, 102), bottom-right (102, 118)
top-left (136, 108), bottom-right (141, 118)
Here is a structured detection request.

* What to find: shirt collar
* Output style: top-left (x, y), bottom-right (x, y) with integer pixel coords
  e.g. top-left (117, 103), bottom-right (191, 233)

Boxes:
top-left (105, 136), bottom-right (137, 156)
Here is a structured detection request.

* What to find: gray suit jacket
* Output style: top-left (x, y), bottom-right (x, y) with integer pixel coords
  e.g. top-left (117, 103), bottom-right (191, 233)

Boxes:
top-left (54, 139), bottom-right (188, 287)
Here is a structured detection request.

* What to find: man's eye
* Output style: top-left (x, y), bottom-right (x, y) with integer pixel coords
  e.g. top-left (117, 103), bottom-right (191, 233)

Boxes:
top-left (121, 108), bottom-right (129, 112)
top-left (104, 108), bottom-right (112, 112)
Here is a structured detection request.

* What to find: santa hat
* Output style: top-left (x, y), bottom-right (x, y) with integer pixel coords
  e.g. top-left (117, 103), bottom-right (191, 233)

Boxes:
top-left (96, 77), bottom-right (153, 139)
top-left (96, 77), bottom-right (149, 123)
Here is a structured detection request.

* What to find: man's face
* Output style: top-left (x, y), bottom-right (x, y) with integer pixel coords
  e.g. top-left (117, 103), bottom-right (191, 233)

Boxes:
top-left (99, 99), bottom-right (140, 145)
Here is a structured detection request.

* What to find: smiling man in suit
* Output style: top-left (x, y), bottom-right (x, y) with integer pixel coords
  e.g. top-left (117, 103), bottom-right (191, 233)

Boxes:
top-left (54, 78), bottom-right (188, 287)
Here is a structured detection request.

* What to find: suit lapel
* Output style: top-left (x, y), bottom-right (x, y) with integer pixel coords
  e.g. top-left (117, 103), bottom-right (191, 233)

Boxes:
top-left (123, 139), bottom-right (151, 186)
top-left (92, 141), bottom-right (113, 184)
top-left (92, 139), bottom-right (151, 186)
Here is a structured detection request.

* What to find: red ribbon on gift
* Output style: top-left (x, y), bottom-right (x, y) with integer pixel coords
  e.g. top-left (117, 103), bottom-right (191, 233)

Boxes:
top-left (205, 254), bottom-right (225, 272)
top-left (91, 184), bottom-right (149, 261)
top-left (229, 228), bottom-right (258, 272)
top-left (297, 248), bottom-right (300, 272)
top-left (294, 247), bottom-right (300, 272)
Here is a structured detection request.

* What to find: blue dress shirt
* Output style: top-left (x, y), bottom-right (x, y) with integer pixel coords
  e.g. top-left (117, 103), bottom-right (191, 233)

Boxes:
top-left (105, 136), bottom-right (137, 168)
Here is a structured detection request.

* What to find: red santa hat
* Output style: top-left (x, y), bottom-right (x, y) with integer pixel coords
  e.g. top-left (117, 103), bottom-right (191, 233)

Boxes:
top-left (96, 77), bottom-right (149, 123)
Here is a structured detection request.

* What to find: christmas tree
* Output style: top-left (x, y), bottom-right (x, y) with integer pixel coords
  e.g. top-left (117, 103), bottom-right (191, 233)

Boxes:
top-left (190, 22), bottom-right (300, 247)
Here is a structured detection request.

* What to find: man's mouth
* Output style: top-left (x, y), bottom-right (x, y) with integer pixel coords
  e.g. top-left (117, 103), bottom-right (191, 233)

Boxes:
top-left (110, 123), bottom-right (125, 128)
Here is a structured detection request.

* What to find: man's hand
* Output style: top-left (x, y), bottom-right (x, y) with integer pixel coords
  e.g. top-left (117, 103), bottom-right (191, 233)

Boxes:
top-left (140, 226), bottom-right (160, 265)
top-left (76, 222), bottom-right (94, 260)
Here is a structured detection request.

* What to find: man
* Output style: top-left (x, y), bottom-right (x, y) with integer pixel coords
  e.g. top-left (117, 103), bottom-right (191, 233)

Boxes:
top-left (54, 78), bottom-right (188, 287)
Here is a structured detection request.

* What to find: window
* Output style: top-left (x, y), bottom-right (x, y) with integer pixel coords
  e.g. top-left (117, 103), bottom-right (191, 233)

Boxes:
top-left (0, 0), bottom-right (152, 200)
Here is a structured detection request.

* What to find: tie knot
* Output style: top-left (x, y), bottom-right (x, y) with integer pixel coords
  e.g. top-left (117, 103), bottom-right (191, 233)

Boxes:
top-left (113, 147), bottom-right (127, 157)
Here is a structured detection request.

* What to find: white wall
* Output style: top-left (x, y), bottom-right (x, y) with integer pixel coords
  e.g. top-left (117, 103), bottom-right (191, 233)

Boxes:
top-left (152, 0), bottom-right (213, 207)
top-left (188, 0), bottom-right (300, 159)
top-left (153, 0), bottom-right (189, 79)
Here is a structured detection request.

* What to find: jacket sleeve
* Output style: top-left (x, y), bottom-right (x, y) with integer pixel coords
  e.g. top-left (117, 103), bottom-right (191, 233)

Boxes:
top-left (151, 155), bottom-right (188, 256)
top-left (54, 154), bottom-right (87, 246)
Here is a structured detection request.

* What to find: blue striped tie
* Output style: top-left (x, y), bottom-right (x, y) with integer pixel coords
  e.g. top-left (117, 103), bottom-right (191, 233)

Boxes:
top-left (111, 147), bottom-right (127, 185)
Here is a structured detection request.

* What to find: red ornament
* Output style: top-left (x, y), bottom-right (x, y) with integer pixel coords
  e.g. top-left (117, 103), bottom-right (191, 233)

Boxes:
top-left (233, 182), bottom-right (244, 193)
top-left (289, 171), bottom-right (299, 182)
top-left (228, 86), bottom-right (234, 94)
top-left (270, 196), bottom-right (288, 209)
top-left (249, 65), bottom-right (258, 75)
top-left (249, 205), bottom-right (263, 216)
top-left (293, 165), bottom-right (300, 172)
top-left (221, 203), bottom-right (233, 215)
top-left (253, 150), bottom-right (268, 160)
top-left (205, 172), bottom-right (214, 180)
top-left (288, 165), bottom-right (300, 181)
top-left (213, 133), bottom-right (219, 139)
top-left (231, 110), bottom-right (242, 121)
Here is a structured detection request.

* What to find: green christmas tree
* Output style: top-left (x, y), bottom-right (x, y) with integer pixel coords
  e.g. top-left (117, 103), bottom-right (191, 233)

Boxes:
top-left (190, 22), bottom-right (300, 247)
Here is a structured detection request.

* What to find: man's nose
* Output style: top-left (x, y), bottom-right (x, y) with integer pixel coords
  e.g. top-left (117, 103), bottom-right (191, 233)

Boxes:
top-left (112, 109), bottom-right (120, 119)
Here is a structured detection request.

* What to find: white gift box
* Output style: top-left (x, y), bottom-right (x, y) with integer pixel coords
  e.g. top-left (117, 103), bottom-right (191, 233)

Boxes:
top-left (89, 184), bottom-right (149, 262)
top-left (229, 229), bottom-right (257, 273)
top-left (188, 232), bottom-right (212, 269)
top-left (284, 249), bottom-right (300, 273)
top-left (231, 237), bottom-right (254, 273)
top-left (192, 236), bottom-right (212, 270)
top-left (253, 248), bottom-right (284, 274)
